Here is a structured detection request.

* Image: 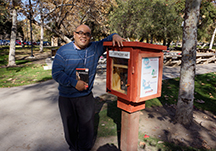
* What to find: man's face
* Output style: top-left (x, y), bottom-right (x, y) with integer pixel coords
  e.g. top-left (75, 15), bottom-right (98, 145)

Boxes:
top-left (74, 25), bottom-right (91, 49)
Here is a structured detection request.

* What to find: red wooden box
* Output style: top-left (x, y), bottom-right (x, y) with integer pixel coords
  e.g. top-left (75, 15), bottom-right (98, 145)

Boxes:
top-left (103, 41), bottom-right (167, 113)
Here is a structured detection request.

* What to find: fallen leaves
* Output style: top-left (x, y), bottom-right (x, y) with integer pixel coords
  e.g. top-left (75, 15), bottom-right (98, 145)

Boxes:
top-left (144, 134), bottom-right (149, 138)
top-left (209, 93), bottom-right (214, 98)
top-left (168, 104), bottom-right (177, 109)
top-left (139, 142), bottom-right (146, 149)
top-left (202, 140), bottom-right (211, 150)
top-left (12, 78), bottom-right (17, 84)
top-left (164, 95), bottom-right (169, 100)
top-left (195, 99), bottom-right (205, 103)
top-left (7, 78), bottom-right (12, 81)
top-left (203, 115), bottom-right (208, 119)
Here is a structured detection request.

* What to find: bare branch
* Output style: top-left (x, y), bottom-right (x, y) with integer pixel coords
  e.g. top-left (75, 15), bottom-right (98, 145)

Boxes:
top-left (58, 4), bottom-right (75, 29)
top-left (43, 3), bottom-right (75, 18)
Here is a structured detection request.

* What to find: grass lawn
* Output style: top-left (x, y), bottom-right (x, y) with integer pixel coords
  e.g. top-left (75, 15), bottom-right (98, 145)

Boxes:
top-left (0, 45), bottom-right (59, 87)
top-left (160, 73), bottom-right (216, 114)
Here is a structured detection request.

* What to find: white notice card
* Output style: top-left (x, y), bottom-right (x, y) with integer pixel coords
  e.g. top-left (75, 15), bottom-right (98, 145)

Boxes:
top-left (140, 57), bottom-right (159, 97)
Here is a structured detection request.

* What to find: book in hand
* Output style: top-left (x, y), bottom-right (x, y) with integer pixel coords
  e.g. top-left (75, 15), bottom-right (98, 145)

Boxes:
top-left (76, 68), bottom-right (89, 84)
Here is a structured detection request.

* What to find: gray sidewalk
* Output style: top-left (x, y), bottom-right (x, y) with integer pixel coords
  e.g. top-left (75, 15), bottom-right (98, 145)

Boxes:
top-left (162, 63), bottom-right (216, 80)
top-left (0, 63), bottom-right (216, 151)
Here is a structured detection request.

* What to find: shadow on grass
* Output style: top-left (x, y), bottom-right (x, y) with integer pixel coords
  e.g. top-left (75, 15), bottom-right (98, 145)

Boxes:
top-left (0, 59), bottom-right (31, 67)
top-left (0, 58), bottom-right (7, 66)
top-left (37, 77), bottom-right (53, 82)
top-left (0, 46), bottom-right (9, 50)
top-left (5, 65), bottom-right (25, 72)
top-left (16, 60), bottom-right (31, 65)
top-left (107, 101), bottom-right (121, 149)
top-left (94, 97), bottom-right (105, 146)
top-left (93, 96), bottom-right (121, 151)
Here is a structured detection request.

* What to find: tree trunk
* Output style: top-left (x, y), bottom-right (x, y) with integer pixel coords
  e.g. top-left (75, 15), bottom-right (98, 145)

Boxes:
top-left (167, 39), bottom-right (171, 48)
top-left (150, 34), bottom-right (153, 44)
top-left (29, 0), bottom-right (34, 57)
top-left (8, 8), bottom-right (17, 67)
top-left (39, 20), bottom-right (44, 52)
top-left (175, 0), bottom-right (201, 126)
top-left (139, 36), bottom-right (144, 42)
top-left (163, 38), bottom-right (166, 46)
top-left (39, 0), bottom-right (44, 53)
top-left (175, 36), bottom-right (180, 47)
top-left (209, 27), bottom-right (216, 50)
top-left (146, 35), bottom-right (149, 43)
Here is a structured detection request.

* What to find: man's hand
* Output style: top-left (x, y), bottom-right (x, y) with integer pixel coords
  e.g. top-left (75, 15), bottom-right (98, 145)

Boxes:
top-left (75, 80), bottom-right (88, 91)
top-left (112, 34), bottom-right (127, 47)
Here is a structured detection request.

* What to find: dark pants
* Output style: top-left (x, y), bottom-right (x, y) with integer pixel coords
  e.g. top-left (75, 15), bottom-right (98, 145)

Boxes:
top-left (58, 93), bottom-right (95, 151)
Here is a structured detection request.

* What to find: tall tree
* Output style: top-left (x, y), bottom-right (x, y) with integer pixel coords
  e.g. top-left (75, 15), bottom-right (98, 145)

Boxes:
top-left (197, 0), bottom-right (216, 42)
top-left (29, 0), bottom-right (34, 57)
top-left (8, 0), bottom-right (20, 66)
top-left (151, 1), bottom-right (183, 46)
top-left (39, 0), bottom-right (44, 52)
top-left (109, 0), bottom-right (183, 44)
top-left (208, 2), bottom-right (216, 49)
top-left (0, 0), bottom-right (11, 39)
top-left (175, 0), bottom-right (202, 126)
top-left (20, 0), bottom-right (114, 43)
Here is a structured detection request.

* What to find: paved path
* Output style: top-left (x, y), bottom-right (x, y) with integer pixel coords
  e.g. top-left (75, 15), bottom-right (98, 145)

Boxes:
top-left (162, 63), bottom-right (216, 80)
top-left (0, 63), bottom-right (216, 151)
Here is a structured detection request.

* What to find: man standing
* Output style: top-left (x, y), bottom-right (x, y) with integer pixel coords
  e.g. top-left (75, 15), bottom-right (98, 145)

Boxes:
top-left (52, 24), bottom-right (125, 151)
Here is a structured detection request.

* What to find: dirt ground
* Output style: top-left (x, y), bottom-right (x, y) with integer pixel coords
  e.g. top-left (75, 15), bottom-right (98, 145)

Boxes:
top-left (138, 105), bottom-right (216, 150)
top-left (92, 96), bottom-right (216, 151)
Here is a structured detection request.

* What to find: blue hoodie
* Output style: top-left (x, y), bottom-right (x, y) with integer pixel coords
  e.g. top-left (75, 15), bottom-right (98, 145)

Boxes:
top-left (52, 33), bottom-right (116, 98)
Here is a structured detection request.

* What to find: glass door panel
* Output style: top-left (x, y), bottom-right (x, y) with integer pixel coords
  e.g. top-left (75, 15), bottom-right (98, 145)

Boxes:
top-left (112, 58), bottom-right (128, 94)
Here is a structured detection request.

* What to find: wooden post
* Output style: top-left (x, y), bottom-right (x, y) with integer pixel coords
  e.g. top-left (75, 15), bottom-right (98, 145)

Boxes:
top-left (120, 110), bottom-right (140, 151)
